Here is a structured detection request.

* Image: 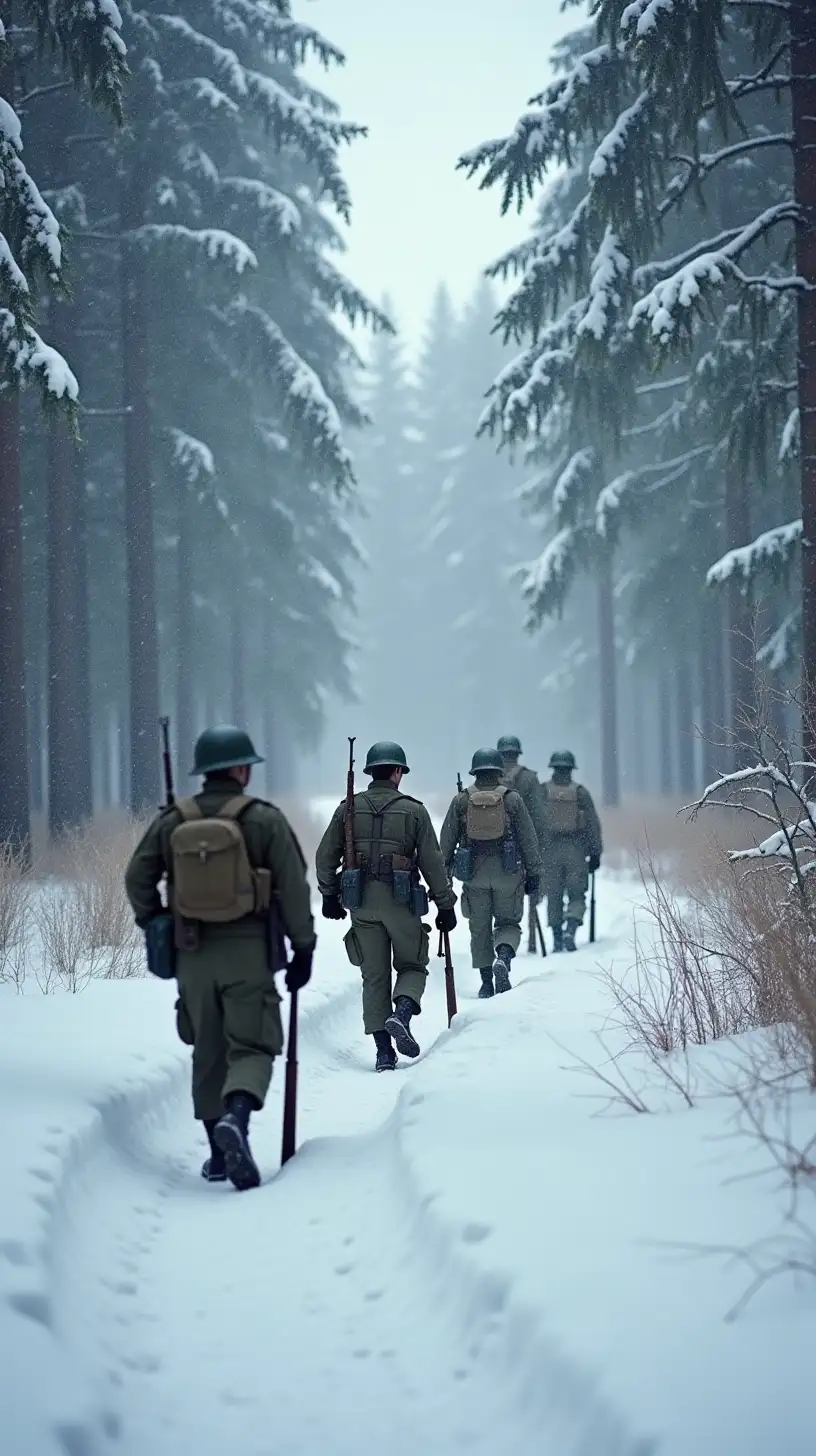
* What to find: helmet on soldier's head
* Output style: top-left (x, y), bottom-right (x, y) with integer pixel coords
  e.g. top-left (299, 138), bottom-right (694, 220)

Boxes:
top-left (364, 741), bottom-right (410, 774)
top-left (497, 735), bottom-right (522, 756)
top-left (190, 725), bottom-right (264, 776)
top-left (470, 747), bottom-right (505, 776)
top-left (549, 750), bottom-right (576, 770)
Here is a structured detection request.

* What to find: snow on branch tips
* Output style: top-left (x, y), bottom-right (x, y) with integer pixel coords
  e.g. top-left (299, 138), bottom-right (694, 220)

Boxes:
top-left (552, 448), bottom-right (596, 523)
top-left (707, 520), bottom-right (802, 588)
top-left (135, 224), bottom-right (257, 274)
top-left (520, 526), bottom-right (581, 623)
top-left (578, 228), bottom-right (630, 343)
top-left (169, 429), bottom-right (215, 484)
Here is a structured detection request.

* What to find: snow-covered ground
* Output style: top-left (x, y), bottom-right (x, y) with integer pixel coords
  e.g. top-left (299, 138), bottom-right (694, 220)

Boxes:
top-left (1, 873), bottom-right (813, 1456)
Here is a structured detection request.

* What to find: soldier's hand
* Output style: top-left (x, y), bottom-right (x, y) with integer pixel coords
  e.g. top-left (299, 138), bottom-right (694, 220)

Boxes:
top-left (435, 906), bottom-right (457, 933)
top-left (321, 894), bottom-right (346, 920)
top-left (524, 874), bottom-right (539, 897)
top-left (587, 854), bottom-right (601, 874)
top-left (286, 943), bottom-right (314, 992)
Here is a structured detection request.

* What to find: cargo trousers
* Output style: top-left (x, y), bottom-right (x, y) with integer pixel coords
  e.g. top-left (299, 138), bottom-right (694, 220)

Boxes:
top-left (542, 837), bottom-right (589, 928)
top-left (343, 879), bottom-right (430, 1034)
top-left (461, 854), bottom-right (525, 969)
top-left (175, 930), bottom-right (283, 1121)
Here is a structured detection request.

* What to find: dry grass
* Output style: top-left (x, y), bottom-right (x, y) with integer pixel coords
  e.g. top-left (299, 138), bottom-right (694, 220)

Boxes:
top-left (602, 795), bottom-right (760, 880)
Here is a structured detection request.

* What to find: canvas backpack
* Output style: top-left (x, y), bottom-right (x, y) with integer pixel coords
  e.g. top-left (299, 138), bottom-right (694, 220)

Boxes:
top-left (170, 796), bottom-right (269, 923)
top-left (543, 783), bottom-right (580, 835)
top-left (465, 785), bottom-right (509, 842)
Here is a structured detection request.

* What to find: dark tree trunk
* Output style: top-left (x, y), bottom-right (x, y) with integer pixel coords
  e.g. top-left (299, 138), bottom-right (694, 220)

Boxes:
top-left (0, 388), bottom-right (31, 852)
top-left (122, 174), bottom-right (160, 812)
top-left (629, 669), bottom-right (646, 795)
top-left (73, 457), bottom-right (93, 819)
top-left (597, 549), bottom-right (620, 807)
top-left (724, 458), bottom-right (755, 767)
top-left (28, 668), bottom-right (44, 815)
top-left (47, 408), bottom-right (80, 835)
top-left (675, 649), bottom-right (696, 797)
top-left (792, 1), bottom-right (816, 769)
top-left (230, 596), bottom-right (246, 724)
top-left (699, 593), bottom-right (726, 788)
top-left (659, 666), bottom-right (674, 797)
top-left (175, 468), bottom-right (195, 771)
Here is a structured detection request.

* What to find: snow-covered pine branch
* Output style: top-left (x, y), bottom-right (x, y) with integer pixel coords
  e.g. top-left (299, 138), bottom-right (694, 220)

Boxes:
top-left (134, 224), bottom-right (257, 274)
top-left (707, 520), bottom-right (803, 587)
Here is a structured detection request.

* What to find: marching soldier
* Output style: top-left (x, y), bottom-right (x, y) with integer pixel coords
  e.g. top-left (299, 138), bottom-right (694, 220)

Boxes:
top-left (540, 750), bottom-right (602, 951)
top-left (496, 734), bottom-right (548, 851)
top-left (125, 726), bottom-right (316, 1192)
top-left (440, 748), bottom-right (540, 998)
top-left (315, 742), bottom-right (456, 1071)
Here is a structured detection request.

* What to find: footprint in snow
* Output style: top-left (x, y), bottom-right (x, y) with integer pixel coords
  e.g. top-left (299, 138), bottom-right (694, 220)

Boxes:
top-left (461, 1221), bottom-right (492, 1245)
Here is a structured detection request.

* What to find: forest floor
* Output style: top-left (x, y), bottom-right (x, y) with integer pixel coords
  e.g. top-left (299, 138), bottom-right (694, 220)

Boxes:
top-left (1, 869), bottom-right (813, 1456)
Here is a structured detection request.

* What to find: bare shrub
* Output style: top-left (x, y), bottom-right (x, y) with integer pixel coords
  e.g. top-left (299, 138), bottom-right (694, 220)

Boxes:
top-left (0, 840), bottom-right (32, 989)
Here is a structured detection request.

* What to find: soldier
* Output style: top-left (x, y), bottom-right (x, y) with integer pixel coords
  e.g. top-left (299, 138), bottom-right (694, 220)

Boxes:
top-left (315, 742), bottom-right (456, 1072)
top-left (125, 725), bottom-right (315, 1192)
top-left (440, 748), bottom-right (540, 999)
top-left (540, 750), bottom-right (602, 952)
top-left (496, 734), bottom-right (548, 851)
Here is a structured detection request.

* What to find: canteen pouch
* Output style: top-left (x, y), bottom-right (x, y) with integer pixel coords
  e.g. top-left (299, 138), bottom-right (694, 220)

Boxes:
top-left (392, 868), bottom-right (411, 906)
top-left (410, 883), bottom-right (429, 918)
top-left (452, 845), bottom-right (473, 882)
top-left (145, 913), bottom-right (176, 980)
top-left (341, 866), bottom-right (363, 911)
top-left (501, 836), bottom-right (519, 873)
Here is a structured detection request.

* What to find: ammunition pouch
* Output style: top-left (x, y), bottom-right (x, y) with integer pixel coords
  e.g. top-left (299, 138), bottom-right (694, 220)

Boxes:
top-left (341, 866), bottom-right (363, 911)
top-left (145, 914), bottom-right (176, 980)
top-left (501, 835), bottom-right (520, 873)
top-left (452, 845), bottom-right (474, 882)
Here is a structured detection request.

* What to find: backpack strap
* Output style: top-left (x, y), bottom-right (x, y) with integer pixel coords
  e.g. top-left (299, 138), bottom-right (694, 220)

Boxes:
top-left (214, 795), bottom-right (255, 821)
top-left (175, 797), bottom-right (203, 822)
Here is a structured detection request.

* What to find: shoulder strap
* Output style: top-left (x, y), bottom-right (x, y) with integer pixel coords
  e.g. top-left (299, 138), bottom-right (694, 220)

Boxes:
top-left (176, 797), bottom-right (202, 822)
top-left (215, 795), bottom-right (255, 822)
top-left (361, 792), bottom-right (402, 817)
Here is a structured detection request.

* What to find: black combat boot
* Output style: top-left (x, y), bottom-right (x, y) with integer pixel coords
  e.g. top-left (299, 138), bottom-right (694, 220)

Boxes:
top-left (373, 1029), bottom-right (397, 1072)
top-left (551, 925), bottom-right (564, 953)
top-left (492, 944), bottom-right (514, 994)
top-left (201, 1118), bottom-right (227, 1183)
top-left (563, 918), bottom-right (580, 952)
top-left (478, 968), bottom-right (494, 999)
top-left (213, 1092), bottom-right (261, 1191)
top-left (384, 996), bottom-right (421, 1059)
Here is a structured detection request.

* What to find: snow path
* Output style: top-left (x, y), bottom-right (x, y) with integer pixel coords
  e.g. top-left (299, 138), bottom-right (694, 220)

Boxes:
top-left (10, 897), bottom-right (647, 1456)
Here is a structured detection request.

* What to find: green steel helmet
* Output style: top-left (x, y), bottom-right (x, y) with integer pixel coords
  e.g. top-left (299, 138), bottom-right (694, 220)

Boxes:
top-left (363, 740), bottom-right (410, 774)
top-left (497, 734), bottom-right (522, 756)
top-left (549, 749), bottom-right (576, 770)
top-left (190, 725), bottom-right (264, 776)
top-left (469, 747), bottom-right (505, 776)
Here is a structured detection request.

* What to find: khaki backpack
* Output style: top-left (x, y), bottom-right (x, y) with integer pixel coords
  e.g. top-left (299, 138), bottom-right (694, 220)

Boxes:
top-left (465, 785), bottom-right (509, 842)
top-left (543, 783), bottom-right (580, 835)
top-left (170, 796), bottom-right (270, 922)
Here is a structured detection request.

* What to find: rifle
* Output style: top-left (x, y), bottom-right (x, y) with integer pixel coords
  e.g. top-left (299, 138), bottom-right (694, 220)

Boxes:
top-left (527, 896), bottom-right (547, 956)
top-left (340, 736), bottom-right (362, 909)
top-left (159, 716), bottom-right (175, 807)
top-left (437, 928), bottom-right (457, 1027)
top-left (589, 872), bottom-right (597, 944)
top-left (280, 987), bottom-right (299, 1165)
top-left (457, 771), bottom-right (464, 794)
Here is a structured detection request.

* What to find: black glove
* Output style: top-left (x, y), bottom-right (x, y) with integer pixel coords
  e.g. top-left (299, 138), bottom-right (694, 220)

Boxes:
top-left (286, 943), bottom-right (314, 993)
top-left (321, 894), bottom-right (346, 920)
top-left (587, 854), bottom-right (601, 874)
top-left (524, 874), bottom-right (539, 897)
top-left (436, 906), bottom-right (457, 933)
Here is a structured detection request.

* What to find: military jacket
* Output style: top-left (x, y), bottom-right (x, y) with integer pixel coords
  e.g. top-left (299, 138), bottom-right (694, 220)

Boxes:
top-left (500, 762), bottom-right (548, 849)
top-left (315, 780), bottom-right (455, 909)
top-left (439, 783), bottom-right (541, 877)
top-left (540, 780), bottom-right (603, 857)
top-left (125, 775), bottom-right (316, 948)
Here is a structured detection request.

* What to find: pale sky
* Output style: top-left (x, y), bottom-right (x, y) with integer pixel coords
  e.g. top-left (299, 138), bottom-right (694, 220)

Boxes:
top-left (304, 0), bottom-right (576, 342)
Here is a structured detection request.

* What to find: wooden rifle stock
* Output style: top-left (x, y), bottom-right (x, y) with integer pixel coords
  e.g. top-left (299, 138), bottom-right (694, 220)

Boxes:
top-left (159, 716), bottom-right (175, 807)
top-left (437, 928), bottom-right (457, 1027)
top-left (343, 736), bottom-right (356, 870)
top-left (589, 872), bottom-right (597, 944)
top-left (281, 987), bottom-right (299, 1165)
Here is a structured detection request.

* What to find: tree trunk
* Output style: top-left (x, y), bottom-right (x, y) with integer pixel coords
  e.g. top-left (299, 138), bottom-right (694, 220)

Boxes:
top-left (47, 409), bottom-right (81, 835)
top-left (73, 451), bottom-right (93, 819)
top-left (675, 649), bottom-right (696, 797)
top-left (724, 456), bottom-right (755, 767)
top-left (659, 665), bottom-right (674, 797)
top-left (629, 669), bottom-right (646, 795)
top-left (699, 593), bottom-right (726, 788)
top-left (230, 596), bottom-right (246, 724)
top-left (597, 549), bottom-right (620, 806)
top-left (0, 387), bottom-right (31, 852)
top-left (122, 175), bottom-right (159, 812)
top-left (792, 1), bottom-right (816, 768)
top-left (175, 467), bottom-right (195, 772)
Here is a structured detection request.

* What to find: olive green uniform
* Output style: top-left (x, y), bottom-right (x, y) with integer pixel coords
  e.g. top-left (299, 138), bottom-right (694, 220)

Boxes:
top-left (540, 782), bottom-right (603, 929)
top-left (315, 782), bottom-right (455, 1035)
top-left (440, 784), bottom-right (540, 969)
top-left (500, 761), bottom-right (547, 854)
top-left (125, 776), bottom-right (315, 1121)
